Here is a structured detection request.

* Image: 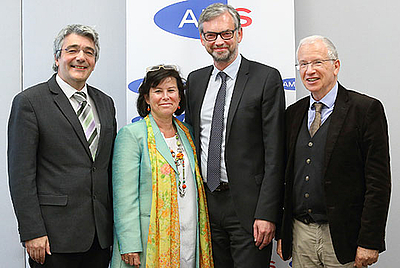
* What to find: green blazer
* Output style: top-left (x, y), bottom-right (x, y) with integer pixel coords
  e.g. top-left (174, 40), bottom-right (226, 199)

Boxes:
top-left (111, 115), bottom-right (201, 268)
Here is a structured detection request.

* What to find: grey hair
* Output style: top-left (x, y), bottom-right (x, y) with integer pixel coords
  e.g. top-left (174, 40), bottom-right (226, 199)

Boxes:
top-left (198, 3), bottom-right (241, 34)
top-left (296, 35), bottom-right (339, 60)
top-left (52, 24), bottom-right (100, 72)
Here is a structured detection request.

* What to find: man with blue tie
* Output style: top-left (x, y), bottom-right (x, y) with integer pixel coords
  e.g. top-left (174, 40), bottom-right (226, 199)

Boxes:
top-left (8, 24), bottom-right (116, 267)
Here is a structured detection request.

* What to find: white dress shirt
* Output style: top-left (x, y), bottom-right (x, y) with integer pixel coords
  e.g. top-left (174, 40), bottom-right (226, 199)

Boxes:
top-left (56, 74), bottom-right (101, 135)
top-left (308, 82), bottom-right (338, 130)
top-left (200, 54), bottom-right (242, 183)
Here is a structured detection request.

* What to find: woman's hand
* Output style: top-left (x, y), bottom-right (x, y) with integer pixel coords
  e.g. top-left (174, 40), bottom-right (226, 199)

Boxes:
top-left (121, 252), bottom-right (141, 267)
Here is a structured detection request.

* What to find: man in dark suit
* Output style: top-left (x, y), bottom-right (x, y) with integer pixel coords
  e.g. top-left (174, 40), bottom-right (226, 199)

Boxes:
top-left (277, 35), bottom-right (391, 268)
top-left (8, 24), bottom-right (116, 268)
top-left (185, 3), bottom-right (285, 267)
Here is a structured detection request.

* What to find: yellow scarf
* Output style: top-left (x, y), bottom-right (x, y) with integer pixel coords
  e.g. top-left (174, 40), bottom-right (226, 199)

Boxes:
top-left (145, 116), bottom-right (213, 267)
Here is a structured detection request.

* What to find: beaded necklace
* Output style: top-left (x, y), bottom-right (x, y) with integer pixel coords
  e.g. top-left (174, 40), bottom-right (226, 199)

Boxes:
top-left (170, 133), bottom-right (186, 197)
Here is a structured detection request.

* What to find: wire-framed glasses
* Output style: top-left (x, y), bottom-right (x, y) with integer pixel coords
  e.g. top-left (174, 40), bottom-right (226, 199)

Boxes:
top-left (295, 59), bottom-right (336, 71)
top-left (57, 46), bottom-right (96, 58)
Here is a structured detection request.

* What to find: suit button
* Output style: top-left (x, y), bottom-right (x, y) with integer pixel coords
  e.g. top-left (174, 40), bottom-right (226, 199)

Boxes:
top-left (308, 142), bottom-right (313, 147)
top-left (305, 176), bottom-right (310, 182)
top-left (304, 193), bottom-right (310, 198)
top-left (92, 167), bottom-right (96, 172)
top-left (93, 195), bottom-right (96, 200)
top-left (306, 158), bottom-right (311, 164)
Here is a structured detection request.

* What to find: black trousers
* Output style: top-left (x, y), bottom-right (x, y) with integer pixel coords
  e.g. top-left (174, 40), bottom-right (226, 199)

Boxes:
top-left (205, 186), bottom-right (272, 268)
top-left (28, 235), bottom-right (110, 268)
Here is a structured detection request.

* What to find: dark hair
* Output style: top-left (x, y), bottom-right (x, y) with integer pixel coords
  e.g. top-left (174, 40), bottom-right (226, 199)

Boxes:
top-left (137, 67), bottom-right (186, 117)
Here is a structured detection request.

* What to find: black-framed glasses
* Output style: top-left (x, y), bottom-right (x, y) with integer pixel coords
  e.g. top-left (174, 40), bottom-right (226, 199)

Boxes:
top-left (57, 46), bottom-right (96, 58)
top-left (146, 64), bottom-right (178, 73)
top-left (202, 28), bottom-right (237, 42)
top-left (295, 59), bottom-right (336, 71)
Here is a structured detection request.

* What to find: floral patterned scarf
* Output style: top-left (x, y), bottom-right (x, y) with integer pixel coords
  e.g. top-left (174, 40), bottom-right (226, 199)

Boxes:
top-left (144, 115), bottom-right (213, 267)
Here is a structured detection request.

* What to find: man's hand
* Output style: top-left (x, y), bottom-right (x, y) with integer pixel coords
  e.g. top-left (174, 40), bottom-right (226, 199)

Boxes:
top-left (253, 219), bottom-right (275, 250)
top-left (25, 235), bottom-right (51, 265)
top-left (354, 246), bottom-right (379, 268)
top-left (121, 252), bottom-right (141, 267)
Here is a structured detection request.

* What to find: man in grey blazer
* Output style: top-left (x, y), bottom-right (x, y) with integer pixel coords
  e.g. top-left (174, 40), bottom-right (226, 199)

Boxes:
top-left (8, 24), bottom-right (116, 267)
top-left (185, 3), bottom-right (285, 267)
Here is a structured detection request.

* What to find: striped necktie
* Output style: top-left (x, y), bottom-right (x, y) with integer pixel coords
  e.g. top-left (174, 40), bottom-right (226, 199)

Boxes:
top-left (73, 92), bottom-right (99, 159)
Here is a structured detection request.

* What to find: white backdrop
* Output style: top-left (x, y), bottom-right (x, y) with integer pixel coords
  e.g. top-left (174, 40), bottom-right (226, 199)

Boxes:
top-left (3, 1), bottom-right (397, 267)
top-left (126, 0), bottom-right (296, 123)
top-left (127, 0), bottom-right (295, 267)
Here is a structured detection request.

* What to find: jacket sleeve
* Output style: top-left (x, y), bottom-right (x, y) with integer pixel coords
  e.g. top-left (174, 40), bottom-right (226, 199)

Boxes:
top-left (112, 125), bottom-right (144, 254)
top-left (8, 93), bottom-right (47, 242)
top-left (254, 68), bottom-right (286, 224)
top-left (357, 99), bottom-right (391, 250)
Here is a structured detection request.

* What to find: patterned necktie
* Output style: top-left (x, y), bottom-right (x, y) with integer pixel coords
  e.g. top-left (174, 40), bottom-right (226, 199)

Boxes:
top-left (309, 102), bottom-right (323, 137)
top-left (73, 92), bottom-right (99, 159)
top-left (207, 72), bottom-right (228, 192)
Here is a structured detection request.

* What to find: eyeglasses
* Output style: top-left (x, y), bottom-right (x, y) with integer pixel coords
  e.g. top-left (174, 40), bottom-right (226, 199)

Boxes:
top-left (58, 46), bottom-right (96, 58)
top-left (295, 59), bottom-right (336, 71)
top-left (146, 64), bottom-right (178, 73)
top-left (202, 28), bottom-right (237, 42)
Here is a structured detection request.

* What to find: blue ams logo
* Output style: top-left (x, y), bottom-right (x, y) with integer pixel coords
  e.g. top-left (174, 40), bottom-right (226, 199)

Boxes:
top-left (283, 78), bottom-right (295, 91)
top-left (154, 0), bottom-right (252, 39)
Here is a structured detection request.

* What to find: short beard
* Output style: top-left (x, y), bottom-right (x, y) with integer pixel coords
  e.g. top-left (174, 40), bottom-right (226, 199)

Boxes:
top-left (210, 48), bottom-right (237, 63)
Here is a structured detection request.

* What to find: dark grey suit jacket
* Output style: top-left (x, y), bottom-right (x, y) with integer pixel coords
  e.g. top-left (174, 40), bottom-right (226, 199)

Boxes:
top-left (8, 74), bottom-right (116, 253)
top-left (281, 84), bottom-right (391, 264)
top-left (185, 56), bottom-right (285, 233)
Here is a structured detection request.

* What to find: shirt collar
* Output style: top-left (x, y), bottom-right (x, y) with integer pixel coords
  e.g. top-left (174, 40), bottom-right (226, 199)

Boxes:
top-left (212, 54), bottom-right (242, 81)
top-left (309, 82), bottom-right (338, 110)
top-left (56, 74), bottom-right (88, 99)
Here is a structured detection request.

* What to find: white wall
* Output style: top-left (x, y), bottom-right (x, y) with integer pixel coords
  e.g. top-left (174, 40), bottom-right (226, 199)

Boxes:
top-left (2, 0), bottom-right (127, 267)
top-left (295, 1), bottom-right (400, 266)
top-left (1, 0), bottom-right (26, 267)
top-left (1, 1), bottom-right (398, 267)
top-left (22, 0), bottom-right (127, 128)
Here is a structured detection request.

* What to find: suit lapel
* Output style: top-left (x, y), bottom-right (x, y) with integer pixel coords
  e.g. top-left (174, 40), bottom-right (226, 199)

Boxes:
top-left (191, 66), bottom-right (213, 153)
top-left (149, 115), bottom-right (178, 173)
top-left (323, 84), bottom-right (350, 174)
top-left (285, 98), bottom-right (309, 183)
top-left (48, 75), bottom-right (92, 159)
top-left (226, 57), bottom-right (249, 140)
top-left (288, 98), bottom-right (309, 154)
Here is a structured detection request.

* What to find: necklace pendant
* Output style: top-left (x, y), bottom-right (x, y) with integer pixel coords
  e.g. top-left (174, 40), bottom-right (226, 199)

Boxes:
top-left (179, 185), bottom-right (186, 198)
